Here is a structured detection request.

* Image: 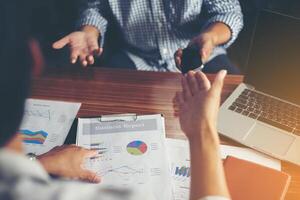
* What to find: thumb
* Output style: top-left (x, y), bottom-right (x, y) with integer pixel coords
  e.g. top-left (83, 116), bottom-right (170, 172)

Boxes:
top-left (80, 170), bottom-right (101, 183)
top-left (210, 70), bottom-right (227, 95)
top-left (52, 36), bottom-right (70, 49)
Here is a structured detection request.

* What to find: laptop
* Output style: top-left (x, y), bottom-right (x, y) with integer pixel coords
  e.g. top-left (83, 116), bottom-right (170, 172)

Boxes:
top-left (218, 10), bottom-right (300, 165)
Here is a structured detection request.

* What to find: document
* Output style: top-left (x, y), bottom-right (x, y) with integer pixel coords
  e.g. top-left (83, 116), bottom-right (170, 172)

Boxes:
top-left (19, 99), bottom-right (81, 155)
top-left (77, 114), bottom-right (171, 200)
top-left (166, 138), bottom-right (281, 200)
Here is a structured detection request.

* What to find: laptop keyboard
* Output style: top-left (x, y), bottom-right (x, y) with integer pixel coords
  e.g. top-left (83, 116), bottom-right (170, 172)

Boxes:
top-left (228, 89), bottom-right (300, 136)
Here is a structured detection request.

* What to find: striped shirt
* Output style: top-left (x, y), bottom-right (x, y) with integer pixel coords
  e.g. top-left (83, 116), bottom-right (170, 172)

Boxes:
top-left (77, 0), bottom-right (243, 72)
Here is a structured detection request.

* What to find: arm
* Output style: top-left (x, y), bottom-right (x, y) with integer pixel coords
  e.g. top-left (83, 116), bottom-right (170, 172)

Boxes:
top-left (52, 0), bottom-right (109, 67)
top-left (202, 0), bottom-right (244, 48)
top-left (174, 70), bottom-right (230, 199)
top-left (175, 0), bottom-right (243, 65)
top-left (189, 126), bottom-right (229, 199)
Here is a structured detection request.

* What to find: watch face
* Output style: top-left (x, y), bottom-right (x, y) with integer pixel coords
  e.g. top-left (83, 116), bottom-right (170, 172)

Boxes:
top-left (27, 153), bottom-right (37, 161)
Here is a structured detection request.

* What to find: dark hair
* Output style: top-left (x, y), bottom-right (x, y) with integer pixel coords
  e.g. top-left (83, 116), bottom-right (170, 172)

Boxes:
top-left (0, 1), bottom-right (32, 146)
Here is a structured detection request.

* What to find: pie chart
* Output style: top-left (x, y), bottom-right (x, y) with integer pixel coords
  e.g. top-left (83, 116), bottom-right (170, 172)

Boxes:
top-left (127, 140), bottom-right (148, 155)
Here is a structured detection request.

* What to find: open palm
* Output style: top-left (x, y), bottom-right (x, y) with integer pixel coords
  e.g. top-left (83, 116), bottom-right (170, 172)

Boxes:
top-left (53, 30), bottom-right (102, 67)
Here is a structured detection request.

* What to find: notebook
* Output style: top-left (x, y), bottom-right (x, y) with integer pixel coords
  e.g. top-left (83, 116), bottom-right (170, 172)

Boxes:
top-left (224, 156), bottom-right (291, 200)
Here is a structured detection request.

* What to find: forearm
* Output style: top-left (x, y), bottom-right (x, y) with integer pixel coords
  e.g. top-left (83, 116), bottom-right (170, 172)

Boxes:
top-left (77, 0), bottom-right (108, 47)
top-left (202, 0), bottom-right (243, 48)
top-left (201, 22), bottom-right (231, 47)
top-left (189, 125), bottom-right (230, 200)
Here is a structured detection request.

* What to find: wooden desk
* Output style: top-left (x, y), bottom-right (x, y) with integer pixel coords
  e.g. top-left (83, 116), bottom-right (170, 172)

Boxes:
top-left (31, 66), bottom-right (300, 200)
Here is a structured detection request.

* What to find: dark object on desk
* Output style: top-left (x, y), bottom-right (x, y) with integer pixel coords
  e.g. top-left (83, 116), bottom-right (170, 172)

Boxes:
top-left (180, 46), bottom-right (203, 74)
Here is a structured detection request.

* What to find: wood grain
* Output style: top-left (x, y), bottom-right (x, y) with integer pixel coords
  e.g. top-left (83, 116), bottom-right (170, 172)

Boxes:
top-left (31, 66), bottom-right (300, 199)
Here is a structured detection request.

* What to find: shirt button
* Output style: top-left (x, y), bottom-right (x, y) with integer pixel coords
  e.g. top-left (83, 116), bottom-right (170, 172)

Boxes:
top-left (162, 48), bottom-right (168, 55)
top-left (158, 21), bottom-right (163, 28)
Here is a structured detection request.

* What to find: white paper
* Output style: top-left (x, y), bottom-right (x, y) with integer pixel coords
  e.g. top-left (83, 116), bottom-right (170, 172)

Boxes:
top-left (220, 144), bottom-right (281, 170)
top-left (19, 99), bottom-right (81, 155)
top-left (166, 139), bottom-right (191, 200)
top-left (77, 114), bottom-right (171, 200)
top-left (166, 138), bottom-right (281, 200)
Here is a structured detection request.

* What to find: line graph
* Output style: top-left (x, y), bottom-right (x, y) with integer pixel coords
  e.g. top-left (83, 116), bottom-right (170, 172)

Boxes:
top-left (100, 165), bottom-right (144, 177)
top-left (24, 109), bottom-right (51, 120)
top-left (96, 165), bottom-right (147, 185)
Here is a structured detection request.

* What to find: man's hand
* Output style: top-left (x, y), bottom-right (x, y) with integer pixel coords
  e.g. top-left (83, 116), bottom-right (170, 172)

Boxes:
top-left (174, 33), bottom-right (216, 69)
top-left (52, 25), bottom-right (102, 67)
top-left (37, 145), bottom-right (101, 183)
top-left (174, 70), bottom-right (227, 141)
top-left (175, 22), bottom-right (231, 69)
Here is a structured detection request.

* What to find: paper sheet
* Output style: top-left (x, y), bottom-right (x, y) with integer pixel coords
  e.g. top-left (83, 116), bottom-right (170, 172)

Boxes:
top-left (166, 138), bottom-right (281, 200)
top-left (77, 114), bottom-right (171, 200)
top-left (19, 99), bottom-right (81, 155)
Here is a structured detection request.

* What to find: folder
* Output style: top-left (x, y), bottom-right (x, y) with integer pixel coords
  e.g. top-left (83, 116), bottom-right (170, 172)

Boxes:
top-left (224, 156), bottom-right (291, 200)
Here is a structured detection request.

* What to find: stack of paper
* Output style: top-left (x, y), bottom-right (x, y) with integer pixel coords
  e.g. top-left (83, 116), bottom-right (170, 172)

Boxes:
top-left (77, 114), bottom-right (172, 200)
top-left (166, 138), bottom-right (281, 200)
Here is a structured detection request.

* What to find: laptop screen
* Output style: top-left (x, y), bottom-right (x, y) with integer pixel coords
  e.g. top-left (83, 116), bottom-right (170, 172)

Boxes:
top-left (245, 10), bottom-right (300, 105)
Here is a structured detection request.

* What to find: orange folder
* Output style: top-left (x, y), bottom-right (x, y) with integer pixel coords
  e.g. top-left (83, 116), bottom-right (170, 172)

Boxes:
top-left (224, 156), bottom-right (291, 200)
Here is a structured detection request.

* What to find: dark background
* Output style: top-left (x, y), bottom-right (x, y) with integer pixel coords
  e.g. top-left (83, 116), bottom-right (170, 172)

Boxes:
top-left (29, 0), bottom-right (300, 73)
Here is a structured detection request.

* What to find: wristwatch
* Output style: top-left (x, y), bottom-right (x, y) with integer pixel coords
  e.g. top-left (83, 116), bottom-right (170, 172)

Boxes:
top-left (27, 153), bottom-right (37, 161)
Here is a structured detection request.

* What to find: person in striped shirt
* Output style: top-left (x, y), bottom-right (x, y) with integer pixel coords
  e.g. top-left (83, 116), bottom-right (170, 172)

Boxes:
top-left (53, 0), bottom-right (243, 74)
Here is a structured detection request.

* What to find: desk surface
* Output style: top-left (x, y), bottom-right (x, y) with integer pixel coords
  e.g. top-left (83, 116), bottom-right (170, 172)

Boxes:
top-left (31, 66), bottom-right (300, 200)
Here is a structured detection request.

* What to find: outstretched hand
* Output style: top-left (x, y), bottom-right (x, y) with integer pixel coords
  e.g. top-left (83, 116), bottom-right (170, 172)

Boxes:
top-left (174, 70), bottom-right (227, 140)
top-left (53, 26), bottom-right (102, 67)
top-left (37, 145), bottom-right (101, 183)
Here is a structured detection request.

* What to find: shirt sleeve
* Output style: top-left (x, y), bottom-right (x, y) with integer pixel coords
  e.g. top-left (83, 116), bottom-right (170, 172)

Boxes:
top-left (199, 196), bottom-right (231, 200)
top-left (202, 0), bottom-right (244, 48)
top-left (15, 178), bottom-right (152, 200)
top-left (77, 0), bottom-right (109, 47)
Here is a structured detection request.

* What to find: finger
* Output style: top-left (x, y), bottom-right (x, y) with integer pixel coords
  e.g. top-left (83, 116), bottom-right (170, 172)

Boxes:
top-left (70, 49), bottom-right (80, 64)
top-left (175, 57), bottom-right (182, 69)
top-left (211, 70), bottom-right (227, 95)
top-left (195, 71), bottom-right (211, 91)
top-left (181, 75), bottom-right (192, 100)
top-left (79, 54), bottom-right (88, 67)
top-left (87, 55), bottom-right (95, 65)
top-left (53, 36), bottom-right (70, 49)
top-left (88, 44), bottom-right (99, 55)
top-left (85, 150), bottom-right (98, 158)
top-left (95, 48), bottom-right (103, 57)
top-left (186, 71), bottom-right (199, 95)
top-left (174, 49), bottom-right (183, 69)
top-left (80, 170), bottom-right (101, 183)
top-left (175, 91), bottom-right (184, 105)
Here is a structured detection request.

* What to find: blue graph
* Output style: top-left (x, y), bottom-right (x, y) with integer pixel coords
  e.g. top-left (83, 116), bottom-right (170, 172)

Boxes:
top-left (174, 166), bottom-right (190, 178)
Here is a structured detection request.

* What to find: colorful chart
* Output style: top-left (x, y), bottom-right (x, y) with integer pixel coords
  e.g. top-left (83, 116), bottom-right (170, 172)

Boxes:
top-left (174, 166), bottom-right (191, 178)
top-left (19, 130), bottom-right (48, 144)
top-left (127, 140), bottom-right (147, 155)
